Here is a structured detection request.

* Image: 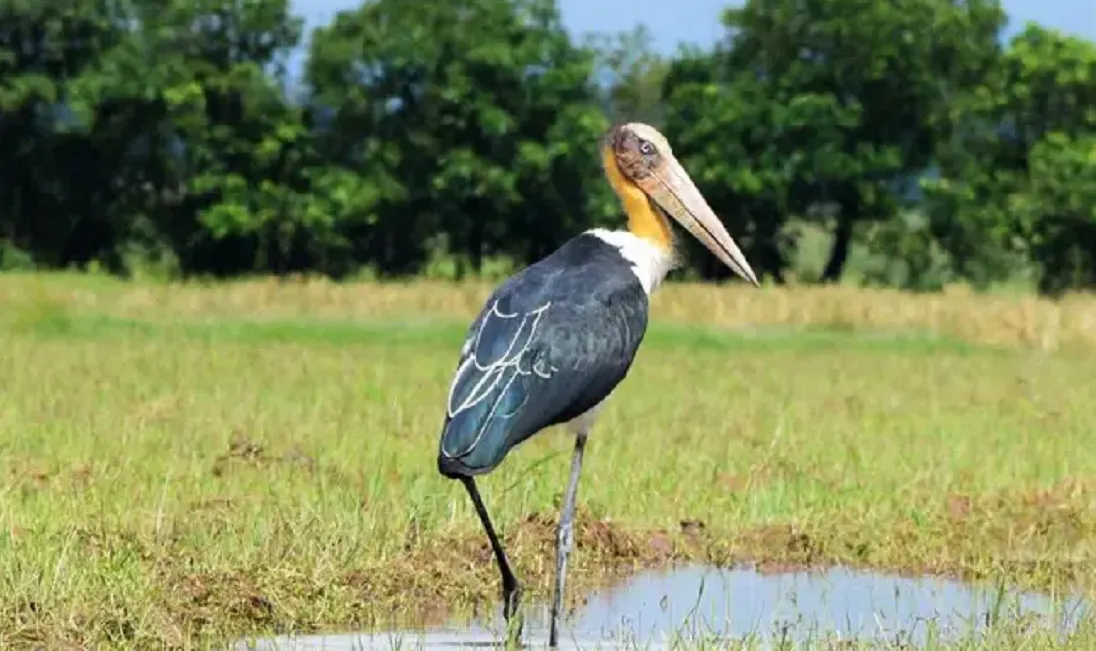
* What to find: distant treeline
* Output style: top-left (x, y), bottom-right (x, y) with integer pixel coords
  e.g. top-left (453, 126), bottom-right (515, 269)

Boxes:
top-left (1, 0), bottom-right (1094, 293)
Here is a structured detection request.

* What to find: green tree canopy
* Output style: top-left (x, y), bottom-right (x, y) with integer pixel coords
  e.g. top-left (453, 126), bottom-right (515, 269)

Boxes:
top-left (0, 0), bottom-right (1094, 294)
top-left (306, 0), bottom-right (611, 277)
top-left (663, 0), bottom-right (1006, 284)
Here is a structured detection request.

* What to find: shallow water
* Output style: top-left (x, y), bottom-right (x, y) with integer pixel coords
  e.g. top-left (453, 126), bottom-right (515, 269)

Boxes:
top-left (232, 563), bottom-right (1089, 650)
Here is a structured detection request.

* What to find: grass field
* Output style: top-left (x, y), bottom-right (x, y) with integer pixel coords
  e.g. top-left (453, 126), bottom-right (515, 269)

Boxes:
top-left (2, 272), bottom-right (1096, 649)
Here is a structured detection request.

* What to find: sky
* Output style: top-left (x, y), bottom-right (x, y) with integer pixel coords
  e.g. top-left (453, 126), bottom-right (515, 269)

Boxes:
top-left (289, 0), bottom-right (1095, 57)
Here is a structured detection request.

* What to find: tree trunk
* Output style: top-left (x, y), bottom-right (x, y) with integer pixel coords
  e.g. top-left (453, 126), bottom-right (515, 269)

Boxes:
top-left (822, 202), bottom-right (857, 283)
top-left (469, 217), bottom-right (483, 276)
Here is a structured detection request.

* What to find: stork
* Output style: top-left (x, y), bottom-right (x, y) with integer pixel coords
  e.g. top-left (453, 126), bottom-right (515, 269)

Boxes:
top-left (436, 122), bottom-right (759, 647)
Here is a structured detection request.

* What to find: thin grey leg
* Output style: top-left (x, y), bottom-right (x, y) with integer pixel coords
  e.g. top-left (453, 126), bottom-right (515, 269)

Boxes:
top-left (549, 430), bottom-right (588, 647)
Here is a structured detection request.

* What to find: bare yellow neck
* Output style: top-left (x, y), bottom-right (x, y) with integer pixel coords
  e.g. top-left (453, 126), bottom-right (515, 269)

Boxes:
top-left (601, 145), bottom-right (672, 250)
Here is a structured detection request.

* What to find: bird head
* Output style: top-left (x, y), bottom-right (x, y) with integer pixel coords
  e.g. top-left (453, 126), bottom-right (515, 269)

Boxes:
top-left (601, 122), bottom-right (759, 287)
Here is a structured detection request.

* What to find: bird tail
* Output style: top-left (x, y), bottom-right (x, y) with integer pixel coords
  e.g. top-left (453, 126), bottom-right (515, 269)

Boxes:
top-left (436, 412), bottom-right (515, 479)
top-left (437, 449), bottom-right (485, 479)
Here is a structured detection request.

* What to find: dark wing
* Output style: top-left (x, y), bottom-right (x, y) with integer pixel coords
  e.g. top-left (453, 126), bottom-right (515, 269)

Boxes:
top-left (436, 282), bottom-right (648, 478)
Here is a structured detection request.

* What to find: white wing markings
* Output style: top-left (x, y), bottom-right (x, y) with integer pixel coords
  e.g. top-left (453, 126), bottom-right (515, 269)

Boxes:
top-left (441, 299), bottom-right (559, 458)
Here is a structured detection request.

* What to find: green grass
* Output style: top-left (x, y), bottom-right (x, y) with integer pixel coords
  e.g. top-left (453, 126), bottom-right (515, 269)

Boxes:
top-left (2, 295), bottom-right (1096, 649)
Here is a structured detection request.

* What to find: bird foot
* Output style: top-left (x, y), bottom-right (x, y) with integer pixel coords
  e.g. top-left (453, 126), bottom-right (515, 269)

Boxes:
top-left (502, 584), bottom-right (524, 647)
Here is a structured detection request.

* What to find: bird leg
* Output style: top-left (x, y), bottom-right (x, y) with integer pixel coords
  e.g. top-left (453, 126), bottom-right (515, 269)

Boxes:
top-left (461, 477), bottom-right (523, 646)
top-left (549, 429), bottom-right (589, 648)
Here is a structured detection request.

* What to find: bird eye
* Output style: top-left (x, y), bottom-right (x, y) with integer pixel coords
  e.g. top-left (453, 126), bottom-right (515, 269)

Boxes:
top-left (638, 141), bottom-right (655, 155)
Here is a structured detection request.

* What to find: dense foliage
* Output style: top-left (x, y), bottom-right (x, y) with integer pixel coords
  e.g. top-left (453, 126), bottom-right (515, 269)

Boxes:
top-left (1, 0), bottom-right (1093, 293)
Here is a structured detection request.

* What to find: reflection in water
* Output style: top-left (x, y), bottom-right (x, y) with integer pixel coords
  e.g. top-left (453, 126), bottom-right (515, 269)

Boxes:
top-left (233, 564), bottom-right (1089, 650)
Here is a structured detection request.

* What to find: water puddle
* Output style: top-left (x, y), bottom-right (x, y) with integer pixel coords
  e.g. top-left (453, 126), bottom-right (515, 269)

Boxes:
top-left (233, 563), bottom-right (1089, 650)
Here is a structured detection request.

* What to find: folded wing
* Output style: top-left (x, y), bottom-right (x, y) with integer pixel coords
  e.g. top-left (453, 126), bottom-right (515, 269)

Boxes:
top-left (437, 286), bottom-right (646, 477)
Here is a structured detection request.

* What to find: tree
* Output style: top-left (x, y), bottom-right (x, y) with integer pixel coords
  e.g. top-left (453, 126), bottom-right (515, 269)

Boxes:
top-left (127, 0), bottom-right (319, 275)
top-left (923, 25), bottom-right (1096, 293)
top-left (1012, 134), bottom-right (1096, 293)
top-left (0, 0), bottom-right (132, 269)
top-left (0, 0), bottom-right (329, 277)
top-left (719, 0), bottom-right (1007, 282)
top-left (306, 0), bottom-right (611, 277)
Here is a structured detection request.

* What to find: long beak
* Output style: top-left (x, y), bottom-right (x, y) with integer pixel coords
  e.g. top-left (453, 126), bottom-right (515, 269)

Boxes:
top-left (645, 158), bottom-right (760, 287)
